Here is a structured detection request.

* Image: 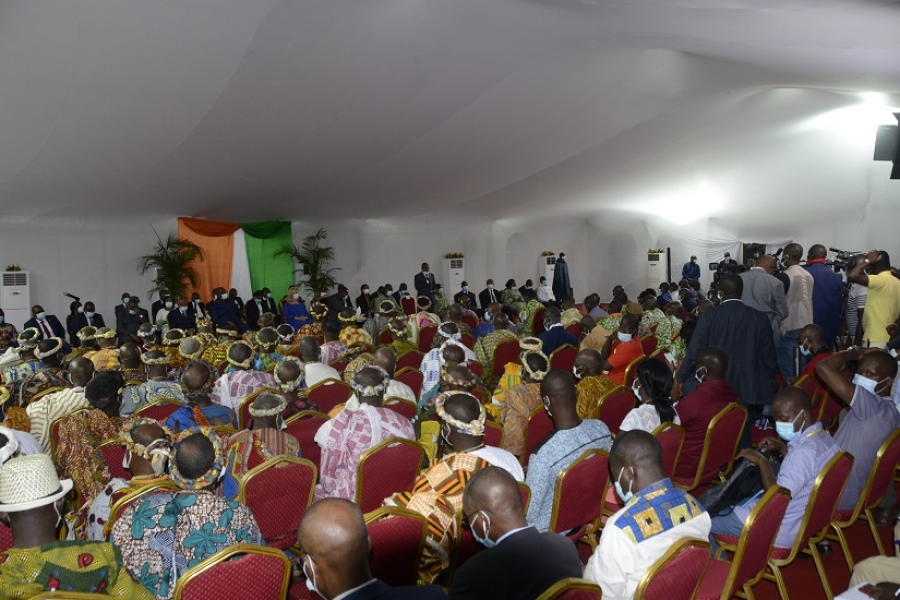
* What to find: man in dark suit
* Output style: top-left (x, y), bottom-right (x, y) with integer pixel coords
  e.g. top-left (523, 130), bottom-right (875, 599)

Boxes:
top-left (392, 283), bottom-right (410, 304)
top-left (24, 305), bottom-right (68, 346)
top-left (297, 498), bottom-right (446, 600)
top-left (113, 292), bottom-right (132, 317)
top-left (116, 299), bottom-right (150, 345)
top-left (478, 279), bottom-right (500, 311)
top-left (69, 301), bottom-right (106, 334)
top-left (518, 279), bottom-right (534, 296)
top-left (150, 290), bottom-right (169, 323)
top-left (454, 281), bottom-right (477, 308)
top-left (449, 467), bottom-right (583, 599)
top-left (326, 285), bottom-right (354, 323)
top-left (414, 263), bottom-right (436, 308)
top-left (244, 290), bottom-right (267, 330)
top-left (207, 286), bottom-right (248, 333)
top-left (676, 273), bottom-right (777, 448)
top-left (538, 306), bottom-right (577, 356)
top-left (228, 288), bottom-right (244, 314)
top-left (260, 287), bottom-right (279, 322)
top-left (167, 298), bottom-right (197, 332)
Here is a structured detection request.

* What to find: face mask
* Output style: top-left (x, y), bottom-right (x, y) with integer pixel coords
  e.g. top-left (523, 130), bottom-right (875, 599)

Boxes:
top-left (471, 511), bottom-right (496, 549)
top-left (891, 348), bottom-right (897, 359)
top-left (631, 379), bottom-right (641, 398)
top-left (852, 373), bottom-right (889, 396)
top-left (193, 299), bottom-right (200, 304)
top-left (77, 306), bottom-right (84, 313)
top-left (165, 302), bottom-right (173, 309)
top-left (487, 284), bottom-right (494, 290)
top-left (122, 450), bottom-right (132, 470)
top-left (462, 287), bottom-right (468, 293)
top-left (542, 396), bottom-right (552, 418)
top-left (572, 364), bottom-right (582, 380)
top-left (441, 423), bottom-right (452, 449)
top-left (179, 307), bottom-right (187, 314)
top-left (122, 297), bottom-right (130, 305)
top-left (540, 280), bottom-right (546, 286)
top-left (614, 466), bottom-right (634, 503)
top-left (36, 312), bottom-right (46, 320)
top-left (695, 366), bottom-right (707, 384)
top-left (362, 288), bottom-right (369, 294)
top-left (278, 416), bottom-right (287, 431)
top-left (85, 311), bottom-right (95, 318)
top-left (292, 294), bottom-right (301, 300)
top-left (129, 310), bottom-right (136, 315)
top-left (54, 502), bottom-right (63, 529)
top-left (220, 294), bottom-right (228, 300)
top-left (799, 342), bottom-right (811, 357)
top-left (423, 270), bottom-right (430, 275)
top-left (437, 288), bottom-right (443, 294)
top-left (617, 331), bottom-right (633, 343)
top-left (302, 557), bottom-right (319, 595)
top-left (775, 412), bottom-right (805, 443)
top-left (0, 316), bottom-right (4, 324)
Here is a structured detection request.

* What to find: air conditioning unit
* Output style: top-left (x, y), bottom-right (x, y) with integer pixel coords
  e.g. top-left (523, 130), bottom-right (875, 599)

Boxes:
top-left (542, 255), bottom-right (556, 284)
top-left (444, 258), bottom-right (465, 293)
top-left (1, 271), bottom-right (31, 328)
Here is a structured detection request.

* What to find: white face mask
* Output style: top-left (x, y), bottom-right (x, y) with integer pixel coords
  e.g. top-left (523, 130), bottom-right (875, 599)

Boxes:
top-left (695, 366), bottom-right (707, 384)
top-left (852, 373), bottom-right (890, 396)
top-left (36, 312), bottom-right (47, 320)
top-left (631, 379), bottom-right (641, 399)
top-left (220, 294), bottom-right (228, 300)
top-left (362, 288), bottom-right (369, 294)
top-left (487, 284), bottom-right (494, 290)
top-left (302, 557), bottom-right (319, 595)
top-left (617, 331), bottom-right (633, 343)
top-left (462, 287), bottom-right (469, 293)
top-left (292, 294), bottom-right (301, 300)
top-left (165, 302), bottom-right (173, 309)
top-left (122, 450), bottom-right (132, 470)
top-left (76, 306), bottom-right (84, 313)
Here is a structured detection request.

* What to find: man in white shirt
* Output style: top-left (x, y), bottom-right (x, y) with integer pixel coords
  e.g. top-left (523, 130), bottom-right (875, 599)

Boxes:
top-left (26, 357), bottom-right (93, 452)
top-left (300, 336), bottom-right (341, 389)
top-left (778, 243), bottom-right (815, 378)
top-left (536, 276), bottom-right (556, 305)
top-left (584, 430), bottom-right (710, 600)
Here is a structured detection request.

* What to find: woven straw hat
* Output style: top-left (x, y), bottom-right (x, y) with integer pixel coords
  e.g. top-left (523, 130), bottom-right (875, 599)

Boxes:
top-left (0, 454), bottom-right (73, 512)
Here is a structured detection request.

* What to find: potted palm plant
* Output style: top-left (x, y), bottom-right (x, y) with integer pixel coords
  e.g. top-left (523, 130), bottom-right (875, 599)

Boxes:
top-left (275, 227), bottom-right (341, 298)
top-left (138, 232), bottom-right (205, 301)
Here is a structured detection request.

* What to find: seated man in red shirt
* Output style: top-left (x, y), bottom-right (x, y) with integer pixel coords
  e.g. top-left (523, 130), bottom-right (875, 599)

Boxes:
top-left (675, 346), bottom-right (739, 480)
top-left (794, 323), bottom-right (833, 383)
top-left (599, 313), bottom-right (643, 386)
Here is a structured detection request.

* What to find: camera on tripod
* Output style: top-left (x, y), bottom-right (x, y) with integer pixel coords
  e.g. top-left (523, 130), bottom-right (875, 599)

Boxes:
top-left (826, 247), bottom-right (861, 276)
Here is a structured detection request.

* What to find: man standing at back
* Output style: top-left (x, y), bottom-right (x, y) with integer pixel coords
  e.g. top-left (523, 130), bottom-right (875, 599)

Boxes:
top-left (415, 262), bottom-right (437, 309)
top-left (677, 274), bottom-right (776, 447)
top-left (778, 243), bottom-right (815, 379)
top-left (740, 255), bottom-right (789, 349)
top-left (849, 249), bottom-right (900, 349)
top-left (682, 255), bottom-right (700, 281)
top-left (805, 244), bottom-right (844, 347)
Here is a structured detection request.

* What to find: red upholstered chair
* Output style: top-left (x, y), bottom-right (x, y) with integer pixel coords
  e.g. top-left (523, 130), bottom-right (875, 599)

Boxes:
top-left (236, 387), bottom-right (279, 430)
top-left (673, 403), bottom-right (747, 491)
top-left (828, 428), bottom-right (900, 567)
top-left (467, 361), bottom-right (484, 378)
top-left (328, 358), bottom-right (349, 373)
top-left (548, 449), bottom-right (609, 550)
top-left (461, 313), bottom-right (477, 330)
top-left (384, 397), bottom-right (417, 421)
top-left (640, 334), bottom-right (658, 357)
top-left (549, 344), bottom-right (577, 373)
top-left (173, 543), bottom-right (290, 600)
top-left (238, 456), bottom-right (317, 550)
top-left (490, 339), bottom-right (521, 380)
top-left (634, 538), bottom-right (710, 600)
top-left (593, 386), bottom-right (637, 434)
top-left (531, 307), bottom-right (547, 336)
top-left (519, 481), bottom-right (532, 512)
top-left (651, 422), bottom-right (685, 480)
top-left (306, 378), bottom-right (352, 414)
top-left (460, 332), bottom-right (475, 350)
top-left (696, 486), bottom-right (791, 600)
top-left (623, 355), bottom-right (645, 388)
top-left (565, 324), bottom-right (581, 338)
top-left (713, 450), bottom-right (853, 600)
top-left (520, 405), bottom-right (554, 467)
top-left (364, 507), bottom-right (428, 587)
top-left (377, 327), bottom-right (393, 345)
top-left (483, 419), bottom-right (504, 448)
top-left (417, 326), bottom-right (437, 352)
top-left (133, 398), bottom-right (183, 422)
top-left (648, 349), bottom-right (669, 365)
top-left (284, 410), bottom-right (330, 471)
top-left (394, 368), bottom-right (424, 402)
top-left (793, 374), bottom-right (821, 406)
top-left (355, 437), bottom-right (426, 513)
top-left (401, 296), bottom-right (416, 315)
top-left (535, 578), bottom-right (603, 600)
top-left (97, 439), bottom-right (132, 481)
top-left (0, 522), bottom-right (12, 553)
top-left (396, 350), bottom-right (425, 372)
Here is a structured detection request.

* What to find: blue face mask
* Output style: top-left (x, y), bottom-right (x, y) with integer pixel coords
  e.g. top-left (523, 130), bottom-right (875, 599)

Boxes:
top-left (122, 297), bottom-right (130, 305)
top-left (775, 412), bottom-right (805, 443)
top-left (85, 311), bottom-right (95, 318)
top-left (471, 511), bottom-right (496, 549)
top-left (0, 316), bottom-right (4, 324)
top-left (617, 331), bottom-right (633, 343)
top-left (614, 466), bottom-right (634, 503)
top-left (852, 373), bottom-right (889, 396)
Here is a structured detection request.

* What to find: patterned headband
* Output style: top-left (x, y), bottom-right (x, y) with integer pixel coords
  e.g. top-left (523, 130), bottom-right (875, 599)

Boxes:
top-left (310, 304), bottom-right (328, 317)
top-left (255, 327), bottom-right (279, 349)
top-left (378, 300), bottom-right (395, 314)
top-left (435, 392), bottom-right (485, 436)
top-left (388, 320), bottom-right (407, 336)
top-left (216, 327), bottom-right (239, 337)
top-left (16, 328), bottom-right (40, 348)
top-left (338, 311), bottom-right (358, 324)
top-left (521, 350), bottom-right (549, 381)
top-left (179, 337), bottom-right (205, 361)
top-left (438, 324), bottom-right (461, 341)
top-left (77, 328), bottom-right (97, 342)
top-left (137, 328), bottom-right (155, 339)
top-left (120, 418), bottom-right (173, 476)
top-left (275, 356), bottom-right (304, 392)
top-left (169, 427), bottom-right (225, 491)
top-left (141, 351), bottom-right (170, 366)
top-left (248, 396), bottom-right (288, 418)
top-left (163, 329), bottom-right (186, 346)
top-left (416, 296), bottom-right (432, 310)
top-left (440, 366), bottom-right (476, 389)
top-left (349, 365), bottom-right (391, 398)
top-left (438, 340), bottom-right (467, 365)
top-left (94, 328), bottom-right (117, 340)
top-left (226, 341), bottom-right (255, 368)
top-left (519, 337), bottom-right (542, 352)
top-left (34, 337), bottom-right (64, 359)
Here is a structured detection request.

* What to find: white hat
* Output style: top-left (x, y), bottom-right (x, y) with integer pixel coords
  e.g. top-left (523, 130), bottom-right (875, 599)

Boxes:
top-left (0, 454), bottom-right (73, 512)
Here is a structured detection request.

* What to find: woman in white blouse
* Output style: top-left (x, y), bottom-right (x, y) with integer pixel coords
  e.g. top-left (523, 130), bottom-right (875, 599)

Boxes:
top-left (620, 359), bottom-right (680, 433)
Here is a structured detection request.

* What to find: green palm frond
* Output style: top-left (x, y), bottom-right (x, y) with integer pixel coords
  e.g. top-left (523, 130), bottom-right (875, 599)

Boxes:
top-left (138, 233), bottom-right (205, 301)
top-left (274, 227), bottom-right (340, 297)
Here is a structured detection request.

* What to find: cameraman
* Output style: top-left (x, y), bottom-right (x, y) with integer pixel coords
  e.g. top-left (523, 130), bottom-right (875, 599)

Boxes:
top-left (848, 250), bottom-right (900, 349)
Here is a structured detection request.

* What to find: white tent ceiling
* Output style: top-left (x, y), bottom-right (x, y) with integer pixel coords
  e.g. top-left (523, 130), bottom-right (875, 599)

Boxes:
top-left (1, 0), bottom-right (899, 224)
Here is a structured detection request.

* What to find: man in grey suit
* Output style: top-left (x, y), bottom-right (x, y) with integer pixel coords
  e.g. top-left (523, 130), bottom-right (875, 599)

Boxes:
top-left (739, 255), bottom-right (788, 350)
top-left (677, 274), bottom-right (777, 448)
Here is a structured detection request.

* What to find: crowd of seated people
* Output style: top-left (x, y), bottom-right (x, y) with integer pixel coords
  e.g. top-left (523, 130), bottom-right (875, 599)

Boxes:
top-left (0, 243), bottom-right (899, 598)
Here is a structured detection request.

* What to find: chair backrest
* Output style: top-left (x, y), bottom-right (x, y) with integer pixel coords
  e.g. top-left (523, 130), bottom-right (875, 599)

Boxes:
top-left (651, 422), bottom-right (685, 480)
top-left (793, 374), bottom-right (820, 407)
top-left (417, 326), bottom-right (437, 352)
top-left (490, 339), bottom-right (522, 378)
top-left (394, 367), bottom-right (424, 401)
top-left (328, 358), bottom-right (350, 373)
top-left (640, 335), bottom-right (659, 356)
top-left (787, 450), bottom-right (853, 554)
top-left (355, 437), bottom-right (426, 513)
top-left (594, 386), bottom-right (637, 434)
top-left (520, 405), bottom-right (555, 467)
top-left (548, 449), bottom-right (610, 535)
top-left (0, 521), bottom-right (11, 553)
top-left (284, 410), bottom-right (330, 470)
top-left (683, 403), bottom-right (747, 490)
top-left (531, 307), bottom-right (547, 336)
top-left (305, 378), bottom-right (352, 414)
top-left (624, 355), bottom-right (645, 387)
top-left (97, 439), bottom-right (132, 481)
top-left (817, 389), bottom-right (843, 426)
top-left (648, 349), bottom-right (669, 365)
top-left (364, 507), bottom-right (429, 587)
top-left (396, 350), bottom-right (425, 372)
top-left (50, 408), bottom-right (90, 459)
top-left (133, 398), bottom-right (183, 423)
top-left (858, 428), bottom-right (900, 514)
top-left (460, 333), bottom-right (475, 350)
top-left (384, 397), bottom-right (417, 421)
top-left (103, 480), bottom-right (179, 538)
top-left (634, 538), bottom-right (710, 600)
top-left (565, 323), bottom-right (582, 338)
top-left (549, 344), bottom-right (578, 373)
top-left (238, 456), bottom-right (318, 550)
top-left (377, 327), bottom-right (393, 345)
top-left (519, 481), bottom-right (532, 513)
top-left (535, 578), bottom-right (603, 600)
top-left (237, 387), bottom-right (280, 429)
top-left (461, 313), bottom-right (478, 330)
top-left (173, 543), bottom-right (290, 600)
top-left (467, 360), bottom-right (484, 378)
top-left (483, 420), bottom-right (505, 448)
top-left (720, 486), bottom-right (792, 598)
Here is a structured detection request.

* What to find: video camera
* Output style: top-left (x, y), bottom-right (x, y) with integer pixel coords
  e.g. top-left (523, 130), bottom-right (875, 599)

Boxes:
top-left (826, 247), bottom-right (861, 276)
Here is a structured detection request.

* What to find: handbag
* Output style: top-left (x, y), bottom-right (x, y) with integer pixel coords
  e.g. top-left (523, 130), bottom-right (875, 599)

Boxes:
top-left (698, 449), bottom-right (780, 517)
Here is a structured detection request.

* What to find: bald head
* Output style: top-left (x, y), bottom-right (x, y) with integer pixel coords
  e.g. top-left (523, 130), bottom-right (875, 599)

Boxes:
top-left (718, 274), bottom-right (743, 299)
top-left (68, 357), bottom-right (95, 387)
top-left (182, 361), bottom-right (211, 391)
top-left (443, 364), bottom-right (477, 391)
top-left (118, 342), bottom-right (141, 367)
top-left (442, 344), bottom-right (465, 366)
top-left (300, 336), bottom-right (320, 362)
top-left (372, 347), bottom-right (397, 375)
top-left (174, 433), bottom-right (216, 482)
top-left (448, 304), bottom-right (464, 322)
top-left (610, 430), bottom-right (663, 473)
top-left (774, 386), bottom-right (813, 417)
top-left (492, 312), bottom-right (510, 329)
top-left (131, 422), bottom-right (166, 448)
top-left (444, 393), bottom-right (481, 423)
top-left (783, 243), bottom-right (803, 263)
top-left (276, 359), bottom-right (301, 385)
top-left (755, 255), bottom-right (776, 273)
top-left (298, 499), bottom-right (372, 597)
top-left (618, 313), bottom-right (638, 335)
top-left (463, 467), bottom-right (526, 524)
top-left (808, 244), bottom-right (827, 260)
top-left (540, 369), bottom-right (578, 426)
top-left (696, 346), bottom-right (728, 380)
top-left (575, 349), bottom-right (604, 377)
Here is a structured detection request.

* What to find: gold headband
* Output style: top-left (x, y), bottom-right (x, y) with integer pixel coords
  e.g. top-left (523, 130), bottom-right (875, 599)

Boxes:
top-left (94, 328), bottom-right (118, 339)
top-left (226, 341), bottom-right (255, 368)
top-left (435, 392), bottom-right (485, 436)
top-left (34, 337), bottom-right (64, 359)
top-left (248, 395), bottom-right (288, 418)
top-left (521, 350), bottom-right (549, 381)
top-left (349, 365), bottom-right (390, 398)
top-left (275, 356), bottom-right (304, 391)
top-left (169, 427), bottom-right (225, 491)
top-left (519, 337), bottom-right (542, 352)
top-left (141, 351), bottom-right (171, 366)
